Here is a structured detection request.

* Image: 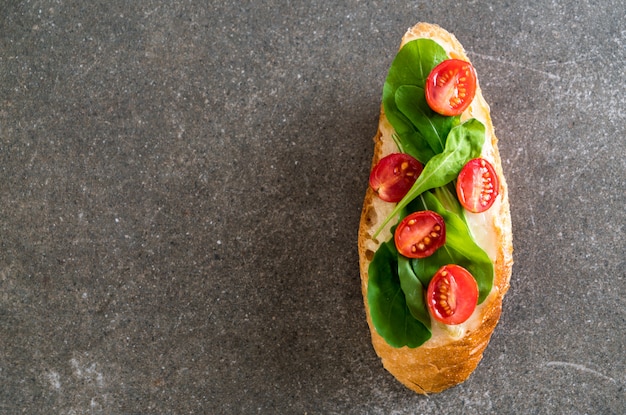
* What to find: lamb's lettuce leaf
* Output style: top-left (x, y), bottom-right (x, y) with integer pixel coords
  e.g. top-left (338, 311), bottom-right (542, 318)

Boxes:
top-left (398, 255), bottom-right (430, 329)
top-left (395, 85), bottom-right (459, 157)
top-left (367, 241), bottom-right (431, 348)
top-left (382, 39), bottom-right (453, 164)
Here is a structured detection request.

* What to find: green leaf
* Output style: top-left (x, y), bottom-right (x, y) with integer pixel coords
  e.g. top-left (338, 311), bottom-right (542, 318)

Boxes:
top-left (383, 38), bottom-right (449, 100)
top-left (394, 130), bottom-right (437, 164)
top-left (397, 255), bottom-right (431, 329)
top-left (374, 118), bottom-right (486, 237)
top-left (382, 39), bottom-right (449, 163)
top-left (410, 192), bottom-right (494, 303)
top-left (367, 241), bottom-right (432, 348)
top-left (395, 85), bottom-right (460, 157)
top-left (432, 185), bottom-right (464, 217)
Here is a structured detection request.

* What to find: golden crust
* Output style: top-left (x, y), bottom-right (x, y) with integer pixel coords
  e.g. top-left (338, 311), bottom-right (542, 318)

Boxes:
top-left (358, 23), bottom-right (513, 394)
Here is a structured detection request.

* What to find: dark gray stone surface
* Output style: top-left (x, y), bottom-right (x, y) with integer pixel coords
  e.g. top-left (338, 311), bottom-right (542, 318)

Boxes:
top-left (1, 1), bottom-right (624, 413)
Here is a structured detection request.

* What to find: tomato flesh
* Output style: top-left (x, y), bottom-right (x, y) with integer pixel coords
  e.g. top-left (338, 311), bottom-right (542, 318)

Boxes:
top-left (427, 265), bottom-right (478, 325)
top-left (456, 158), bottom-right (500, 213)
top-left (425, 59), bottom-right (477, 116)
top-left (369, 153), bottom-right (423, 203)
top-left (394, 211), bottom-right (445, 258)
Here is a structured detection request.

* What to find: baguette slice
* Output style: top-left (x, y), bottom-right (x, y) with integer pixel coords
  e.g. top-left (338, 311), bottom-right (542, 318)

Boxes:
top-left (358, 22), bottom-right (513, 394)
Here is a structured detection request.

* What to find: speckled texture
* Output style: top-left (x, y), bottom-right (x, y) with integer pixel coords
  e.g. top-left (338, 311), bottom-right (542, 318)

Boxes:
top-left (0, 1), bottom-right (624, 414)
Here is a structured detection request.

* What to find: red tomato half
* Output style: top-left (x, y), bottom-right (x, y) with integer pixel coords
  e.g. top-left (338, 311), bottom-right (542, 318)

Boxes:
top-left (394, 211), bottom-right (445, 258)
top-left (369, 153), bottom-right (423, 203)
top-left (427, 265), bottom-right (478, 325)
top-left (425, 59), bottom-right (477, 116)
top-left (456, 158), bottom-right (500, 213)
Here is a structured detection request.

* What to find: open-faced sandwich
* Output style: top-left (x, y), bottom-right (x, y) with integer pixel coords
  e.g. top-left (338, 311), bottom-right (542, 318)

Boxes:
top-left (358, 22), bottom-right (513, 394)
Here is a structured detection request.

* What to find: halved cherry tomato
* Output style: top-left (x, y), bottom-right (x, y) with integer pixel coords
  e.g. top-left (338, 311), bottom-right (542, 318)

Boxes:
top-left (425, 59), bottom-right (477, 116)
top-left (456, 158), bottom-right (500, 213)
top-left (427, 264), bottom-right (478, 325)
top-left (394, 210), bottom-right (445, 258)
top-left (369, 153), bottom-right (423, 203)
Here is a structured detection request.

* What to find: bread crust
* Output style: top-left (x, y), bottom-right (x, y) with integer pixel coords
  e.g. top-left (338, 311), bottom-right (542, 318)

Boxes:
top-left (358, 23), bottom-right (513, 394)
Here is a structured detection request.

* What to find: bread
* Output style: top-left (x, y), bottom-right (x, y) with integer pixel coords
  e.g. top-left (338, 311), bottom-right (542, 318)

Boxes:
top-left (358, 22), bottom-right (513, 394)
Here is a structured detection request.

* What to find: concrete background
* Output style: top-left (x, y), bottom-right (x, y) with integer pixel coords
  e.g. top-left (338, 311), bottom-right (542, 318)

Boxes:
top-left (1, 1), bottom-right (624, 413)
